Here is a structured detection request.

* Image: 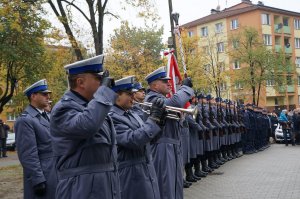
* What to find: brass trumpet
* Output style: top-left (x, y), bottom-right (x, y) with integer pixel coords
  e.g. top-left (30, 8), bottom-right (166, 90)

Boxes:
top-left (135, 101), bottom-right (198, 120)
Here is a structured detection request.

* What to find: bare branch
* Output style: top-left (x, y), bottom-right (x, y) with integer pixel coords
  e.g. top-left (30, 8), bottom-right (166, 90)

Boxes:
top-left (104, 11), bottom-right (119, 19)
top-left (61, 0), bottom-right (91, 23)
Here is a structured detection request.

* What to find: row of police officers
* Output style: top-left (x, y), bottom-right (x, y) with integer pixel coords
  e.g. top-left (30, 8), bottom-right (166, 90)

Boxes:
top-left (14, 54), bottom-right (271, 199)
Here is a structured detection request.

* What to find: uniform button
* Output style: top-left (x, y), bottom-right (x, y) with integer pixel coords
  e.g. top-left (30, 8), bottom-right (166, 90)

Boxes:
top-left (113, 191), bottom-right (116, 195)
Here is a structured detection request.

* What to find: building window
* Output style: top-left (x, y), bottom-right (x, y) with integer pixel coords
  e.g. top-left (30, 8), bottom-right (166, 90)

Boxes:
top-left (298, 96), bottom-right (300, 105)
top-left (263, 34), bottom-right (272, 45)
top-left (261, 13), bottom-right (271, 25)
top-left (231, 19), bottom-right (239, 30)
top-left (287, 76), bottom-right (293, 85)
top-left (283, 17), bottom-right (289, 26)
top-left (235, 82), bottom-right (243, 90)
top-left (296, 57), bottom-right (300, 67)
top-left (203, 46), bottom-right (210, 55)
top-left (220, 82), bottom-right (227, 91)
top-left (201, 27), bottom-right (208, 37)
top-left (188, 31), bottom-right (193, 37)
top-left (215, 22), bottom-right (223, 33)
top-left (7, 113), bottom-right (17, 122)
top-left (295, 38), bottom-right (300, 48)
top-left (233, 60), bottom-right (240, 69)
top-left (232, 40), bottom-right (239, 49)
top-left (204, 64), bottom-right (211, 73)
top-left (217, 42), bottom-right (224, 53)
top-left (295, 19), bottom-right (300, 30)
top-left (298, 76), bottom-right (300, 86)
top-left (266, 79), bottom-right (275, 86)
top-left (275, 98), bottom-right (278, 106)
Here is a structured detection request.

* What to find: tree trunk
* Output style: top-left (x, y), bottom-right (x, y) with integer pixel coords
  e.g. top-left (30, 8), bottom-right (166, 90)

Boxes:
top-left (97, 0), bottom-right (105, 55)
top-left (48, 0), bottom-right (83, 60)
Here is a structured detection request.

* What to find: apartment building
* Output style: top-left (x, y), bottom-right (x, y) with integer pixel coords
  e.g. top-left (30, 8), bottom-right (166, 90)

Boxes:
top-left (182, 0), bottom-right (300, 110)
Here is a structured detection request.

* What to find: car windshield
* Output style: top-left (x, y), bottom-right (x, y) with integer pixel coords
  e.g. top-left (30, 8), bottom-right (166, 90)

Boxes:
top-left (7, 132), bottom-right (15, 139)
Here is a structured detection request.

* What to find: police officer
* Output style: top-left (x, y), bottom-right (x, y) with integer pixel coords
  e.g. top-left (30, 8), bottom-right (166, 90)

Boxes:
top-left (50, 55), bottom-right (120, 199)
top-left (0, 119), bottom-right (9, 158)
top-left (109, 76), bottom-right (165, 199)
top-left (144, 66), bottom-right (194, 199)
top-left (132, 82), bottom-right (146, 120)
top-left (185, 96), bottom-right (204, 183)
top-left (198, 94), bottom-right (214, 172)
top-left (14, 79), bottom-right (57, 199)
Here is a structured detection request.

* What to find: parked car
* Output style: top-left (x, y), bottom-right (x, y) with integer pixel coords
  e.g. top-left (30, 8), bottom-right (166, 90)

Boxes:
top-left (6, 132), bottom-right (16, 151)
top-left (274, 123), bottom-right (291, 143)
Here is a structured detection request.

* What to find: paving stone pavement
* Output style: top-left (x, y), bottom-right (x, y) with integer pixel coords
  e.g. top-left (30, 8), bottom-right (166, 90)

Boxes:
top-left (184, 144), bottom-right (300, 199)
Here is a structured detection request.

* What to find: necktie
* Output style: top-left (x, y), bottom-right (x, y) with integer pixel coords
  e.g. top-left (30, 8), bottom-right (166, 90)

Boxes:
top-left (41, 112), bottom-right (49, 121)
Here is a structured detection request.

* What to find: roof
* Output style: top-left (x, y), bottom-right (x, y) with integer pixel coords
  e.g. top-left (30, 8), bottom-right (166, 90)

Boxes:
top-left (181, 2), bottom-right (300, 28)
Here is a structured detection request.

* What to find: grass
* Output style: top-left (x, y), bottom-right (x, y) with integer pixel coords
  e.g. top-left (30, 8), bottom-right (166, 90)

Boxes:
top-left (0, 165), bottom-right (23, 199)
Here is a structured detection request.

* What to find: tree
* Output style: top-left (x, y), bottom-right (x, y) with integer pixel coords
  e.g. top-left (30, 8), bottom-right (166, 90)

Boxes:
top-left (175, 30), bottom-right (207, 91)
top-left (197, 32), bottom-right (229, 97)
top-left (105, 21), bottom-right (164, 83)
top-left (229, 27), bottom-right (286, 106)
top-left (0, 0), bottom-right (50, 113)
top-left (47, 0), bottom-right (158, 60)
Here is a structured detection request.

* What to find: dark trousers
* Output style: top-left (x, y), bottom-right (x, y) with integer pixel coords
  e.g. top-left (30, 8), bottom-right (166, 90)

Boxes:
top-left (283, 129), bottom-right (295, 146)
top-left (0, 138), bottom-right (7, 157)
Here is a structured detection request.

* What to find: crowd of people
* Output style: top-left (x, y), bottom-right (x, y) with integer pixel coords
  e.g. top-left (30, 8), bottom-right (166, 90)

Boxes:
top-left (13, 54), bottom-right (284, 199)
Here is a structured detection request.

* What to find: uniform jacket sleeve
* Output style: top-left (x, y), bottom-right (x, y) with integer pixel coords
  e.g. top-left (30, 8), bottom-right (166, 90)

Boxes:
top-left (186, 115), bottom-right (202, 132)
top-left (147, 86), bottom-right (193, 107)
top-left (15, 117), bottom-right (46, 187)
top-left (164, 85), bottom-right (194, 107)
top-left (51, 86), bottom-right (117, 139)
top-left (112, 116), bottom-right (161, 149)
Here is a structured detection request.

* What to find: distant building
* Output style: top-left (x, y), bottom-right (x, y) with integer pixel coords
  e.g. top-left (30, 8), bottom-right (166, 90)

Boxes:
top-left (181, 0), bottom-right (300, 110)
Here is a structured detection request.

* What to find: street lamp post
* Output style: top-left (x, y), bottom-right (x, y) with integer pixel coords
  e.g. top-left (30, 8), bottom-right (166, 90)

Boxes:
top-left (168, 0), bottom-right (177, 58)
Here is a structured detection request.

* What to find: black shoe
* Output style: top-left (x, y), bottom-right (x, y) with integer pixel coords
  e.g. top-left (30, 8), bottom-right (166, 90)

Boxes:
top-left (2, 155), bottom-right (7, 158)
top-left (183, 180), bottom-right (191, 188)
top-left (186, 175), bottom-right (197, 183)
top-left (192, 174), bottom-right (201, 181)
top-left (194, 170), bottom-right (207, 178)
top-left (203, 166), bottom-right (213, 173)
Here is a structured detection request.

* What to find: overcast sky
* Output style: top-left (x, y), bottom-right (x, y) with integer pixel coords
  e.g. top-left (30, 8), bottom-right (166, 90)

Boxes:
top-left (45, 0), bottom-right (300, 51)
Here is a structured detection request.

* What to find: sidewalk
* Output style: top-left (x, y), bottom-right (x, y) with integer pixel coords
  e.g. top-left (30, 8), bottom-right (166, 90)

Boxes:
top-left (0, 151), bottom-right (20, 167)
top-left (184, 144), bottom-right (300, 199)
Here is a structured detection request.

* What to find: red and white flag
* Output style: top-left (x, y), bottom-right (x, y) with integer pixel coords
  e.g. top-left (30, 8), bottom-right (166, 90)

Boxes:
top-left (164, 49), bottom-right (182, 98)
top-left (164, 49), bottom-right (191, 108)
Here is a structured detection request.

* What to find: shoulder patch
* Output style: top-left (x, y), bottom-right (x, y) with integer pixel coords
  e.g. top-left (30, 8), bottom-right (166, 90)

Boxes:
top-left (62, 96), bottom-right (71, 101)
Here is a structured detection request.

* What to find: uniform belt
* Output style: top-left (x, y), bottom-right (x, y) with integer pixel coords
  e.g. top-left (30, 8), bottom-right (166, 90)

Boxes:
top-left (156, 137), bottom-right (180, 145)
top-left (39, 153), bottom-right (53, 160)
top-left (118, 157), bottom-right (151, 170)
top-left (57, 162), bottom-right (116, 180)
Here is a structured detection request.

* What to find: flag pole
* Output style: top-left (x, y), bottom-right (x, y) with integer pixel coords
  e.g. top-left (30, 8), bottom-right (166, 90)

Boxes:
top-left (172, 13), bottom-right (187, 78)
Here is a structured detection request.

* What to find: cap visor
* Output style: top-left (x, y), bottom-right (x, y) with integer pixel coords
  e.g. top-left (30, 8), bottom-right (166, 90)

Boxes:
top-left (160, 77), bottom-right (171, 80)
top-left (40, 90), bottom-right (52, 93)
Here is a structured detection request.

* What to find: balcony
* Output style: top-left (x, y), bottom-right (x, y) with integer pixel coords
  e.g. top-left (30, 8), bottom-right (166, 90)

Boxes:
top-left (275, 45), bottom-right (282, 52)
top-left (274, 24), bottom-right (282, 33)
top-left (279, 86), bottom-right (285, 93)
top-left (283, 26), bottom-right (291, 34)
top-left (285, 46), bottom-right (292, 54)
top-left (287, 85), bottom-right (295, 92)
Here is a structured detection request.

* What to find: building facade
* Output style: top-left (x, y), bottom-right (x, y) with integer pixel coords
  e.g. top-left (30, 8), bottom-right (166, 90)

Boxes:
top-left (182, 0), bottom-right (300, 110)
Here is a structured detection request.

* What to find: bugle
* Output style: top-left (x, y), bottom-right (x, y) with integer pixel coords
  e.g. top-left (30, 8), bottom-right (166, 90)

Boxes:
top-left (135, 102), bottom-right (198, 120)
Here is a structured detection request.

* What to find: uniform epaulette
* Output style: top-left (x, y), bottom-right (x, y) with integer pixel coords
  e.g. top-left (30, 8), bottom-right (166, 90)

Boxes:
top-left (21, 113), bottom-right (28, 117)
top-left (62, 96), bottom-right (71, 101)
